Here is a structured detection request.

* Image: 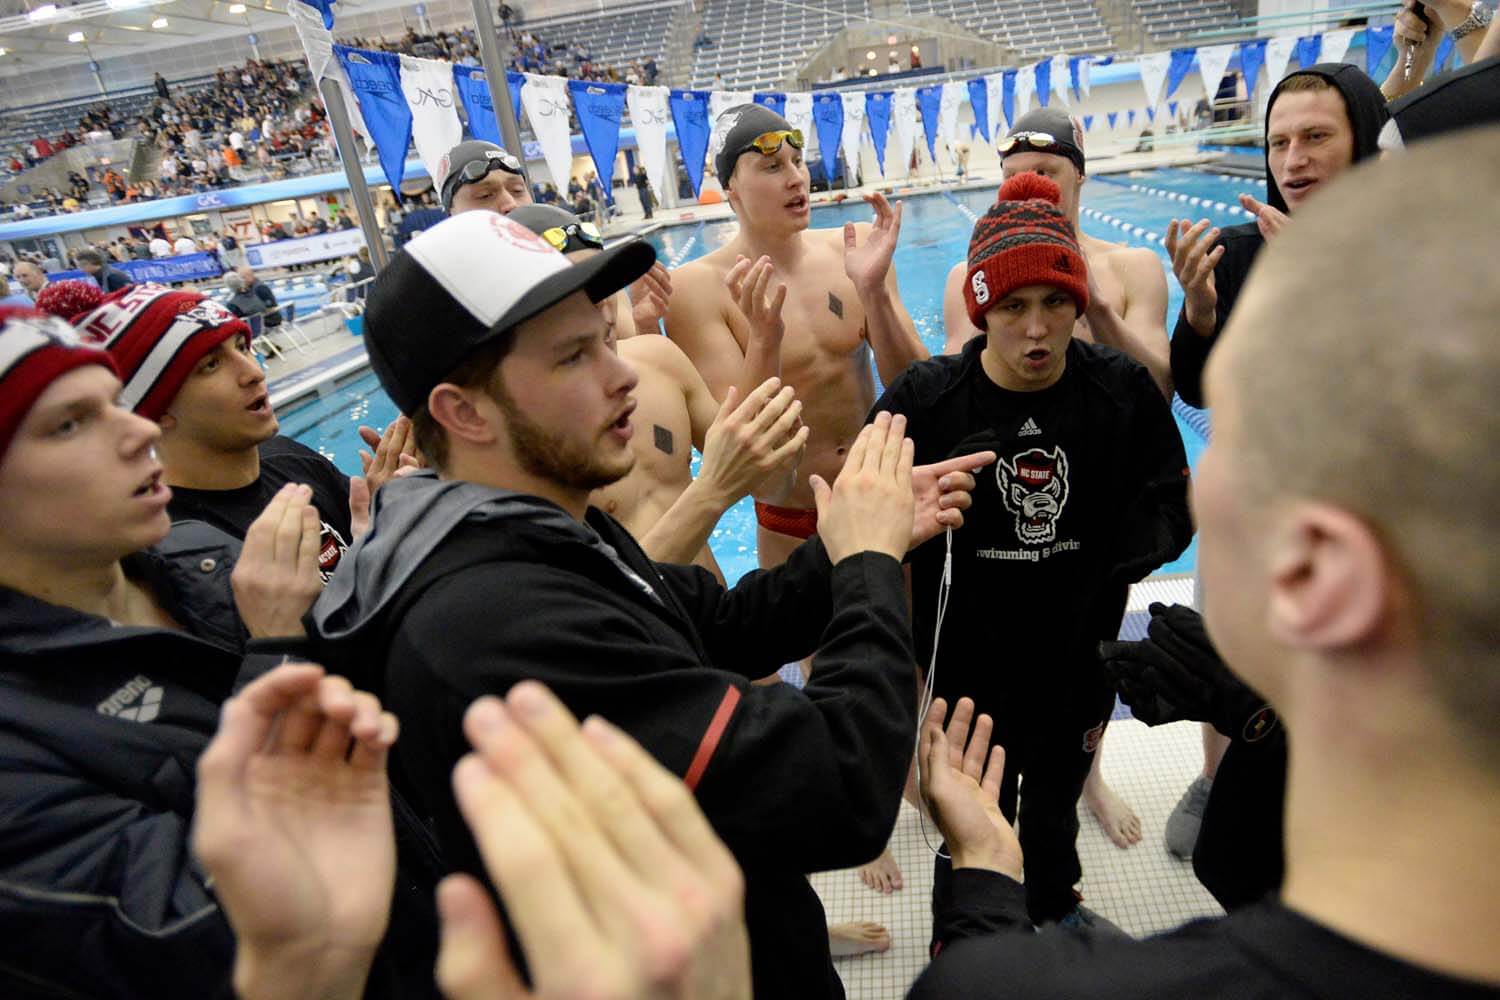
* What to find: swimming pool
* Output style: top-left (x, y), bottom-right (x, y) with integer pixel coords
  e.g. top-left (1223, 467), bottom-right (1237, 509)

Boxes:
top-left (283, 166), bottom-right (1256, 583)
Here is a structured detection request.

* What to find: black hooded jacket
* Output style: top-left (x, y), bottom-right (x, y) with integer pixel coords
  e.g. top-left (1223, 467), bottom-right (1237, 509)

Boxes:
top-left (1169, 64), bottom-right (1390, 407)
top-left (301, 472), bottom-right (919, 1000)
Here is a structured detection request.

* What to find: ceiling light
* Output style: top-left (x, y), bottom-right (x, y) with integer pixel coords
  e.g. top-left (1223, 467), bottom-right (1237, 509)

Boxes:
top-left (151, 15), bottom-right (168, 27)
top-left (865, 50), bottom-right (875, 60)
top-left (68, 30), bottom-right (85, 41)
top-left (0, 47), bottom-right (9, 55)
top-left (229, 2), bottom-right (246, 11)
top-left (27, 4), bottom-right (58, 21)
top-left (106, 0), bottom-right (143, 9)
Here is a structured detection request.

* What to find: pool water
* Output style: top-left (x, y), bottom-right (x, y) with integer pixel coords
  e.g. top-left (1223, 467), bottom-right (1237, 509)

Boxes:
top-left (284, 166), bottom-right (1252, 583)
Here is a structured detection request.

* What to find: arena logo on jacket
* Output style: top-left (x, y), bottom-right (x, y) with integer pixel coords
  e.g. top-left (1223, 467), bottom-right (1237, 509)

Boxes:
top-left (98, 675), bottom-right (163, 723)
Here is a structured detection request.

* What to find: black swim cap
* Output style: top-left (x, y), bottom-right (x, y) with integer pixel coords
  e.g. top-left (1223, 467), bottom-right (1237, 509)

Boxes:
top-left (1001, 107), bottom-right (1086, 176)
top-left (713, 103), bottom-right (797, 189)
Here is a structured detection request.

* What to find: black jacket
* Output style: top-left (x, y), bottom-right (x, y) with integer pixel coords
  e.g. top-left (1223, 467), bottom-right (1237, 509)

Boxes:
top-left (0, 522), bottom-right (440, 1000)
top-left (95, 264), bottom-right (131, 293)
top-left (304, 473), bottom-right (919, 1000)
top-left (252, 280), bottom-right (281, 327)
top-left (1170, 63), bottom-right (1390, 407)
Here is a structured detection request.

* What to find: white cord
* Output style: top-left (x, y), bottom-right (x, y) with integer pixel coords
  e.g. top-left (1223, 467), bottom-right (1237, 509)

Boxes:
top-left (915, 526), bottom-right (953, 859)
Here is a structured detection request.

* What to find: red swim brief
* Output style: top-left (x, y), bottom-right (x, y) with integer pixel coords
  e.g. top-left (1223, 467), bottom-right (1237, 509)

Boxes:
top-left (754, 500), bottom-right (818, 540)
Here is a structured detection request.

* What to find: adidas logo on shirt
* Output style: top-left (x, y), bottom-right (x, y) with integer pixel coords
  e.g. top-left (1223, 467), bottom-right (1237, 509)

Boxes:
top-left (1019, 417), bottom-right (1042, 437)
top-left (97, 675), bottom-right (164, 723)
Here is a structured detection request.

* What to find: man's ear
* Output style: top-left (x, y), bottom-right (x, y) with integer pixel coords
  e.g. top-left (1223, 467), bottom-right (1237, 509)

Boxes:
top-left (427, 382), bottom-right (499, 452)
top-left (1265, 503), bottom-right (1390, 652)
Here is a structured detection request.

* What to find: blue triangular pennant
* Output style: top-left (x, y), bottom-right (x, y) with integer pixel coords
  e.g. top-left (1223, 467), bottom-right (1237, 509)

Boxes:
top-left (668, 89), bottom-right (711, 196)
top-left (568, 80), bottom-right (627, 204)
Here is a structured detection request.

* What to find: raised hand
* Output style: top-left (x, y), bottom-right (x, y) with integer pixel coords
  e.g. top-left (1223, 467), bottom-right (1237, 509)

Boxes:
top-left (193, 662), bottom-right (399, 1000)
top-left (909, 450), bottom-right (996, 549)
top-left (357, 414), bottom-right (420, 496)
top-left (810, 411), bottom-right (915, 564)
top-left (1164, 218), bottom-right (1223, 338)
top-left (843, 192), bottom-right (904, 294)
top-left (435, 682), bottom-right (751, 1000)
top-left (231, 483), bottom-right (325, 637)
top-left (725, 254), bottom-right (787, 345)
top-left (629, 261), bottom-right (673, 331)
top-left (697, 378), bottom-right (809, 507)
top-left (1237, 194), bottom-right (1290, 243)
top-left (918, 696), bottom-right (1021, 878)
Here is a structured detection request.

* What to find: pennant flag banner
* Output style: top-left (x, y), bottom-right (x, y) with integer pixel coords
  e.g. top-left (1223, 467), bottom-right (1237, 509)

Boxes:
top-left (1128, 108), bottom-right (1137, 126)
top-left (1266, 34), bottom-right (1299, 84)
top-left (915, 84), bottom-right (942, 160)
top-left (568, 79), bottom-right (627, 202)
top-left (400, 55), bottom-right (462, 183)
top-left (1165, 47), bottom-right (1196, 99)
top-left (811, 92), bottom-right (843, 184)
top-left (452, 65), bottom-right (500, 145)
top-left (1295, 33), bottom-right (1322, 69)
top-left (890, 87), bottom-right (918, 178)
top-left (1240, 39), bottom-right (1268, 102)
top-left (288, 2), bottom-right (368, 148)
top-left (1197, 42), bottom-right (1236, 100)
top-left (1001, 69), bottom-right (1017, 132)
top-left (625, 84), bottom-right (670, 203)
top-left (522, 73), bottom-right (576, 190)
top-left (707, 90), bottom-right (754, 167)
top-left (1014, 64), bottom-right (1034, 118)
top-left (1146, 106), bottom-right (1156, 123)
top-left (864, 90), bottom-right (893, 175)
top-left (966, 76), bottom-right (991, 143)
top-left (1321, 27), bottom-right (1357, 66)
top-left (335, 46), bottom-right (411, 193)
top-left (1107, 110), bottom-right (1118, 129)
top-left (303, 0), bottom-right (336, 30)
top-left (505, 71), bottom-right (525, 125)
top-left (939, 80), bottom-right (964, 156)
top-left (1034, 58), bottom-right (1052, 107)
top-left (839, 90), bottom-right (865, 184)
top-left (1083, 113), bottom-right (1094, 131)
top-left (668, 89), bottom-right (711, 196)
top-left (1365, 25), bottom-right (1394, 78)
top-left (1138, 49), bottom-right (1172, 110)
top-left (753, 91), bottom-right (787, 116)
top-left (783, 91), bottom-right (814, 150)
top-left (1168, 100), bottom-right (1178, 119)
top-left (1050, 54), bottom-right (1070, 106)
top-left (984, 72), bottom-right (1003, 138)
top-left (1069, 55), bottom-right (1087, 100)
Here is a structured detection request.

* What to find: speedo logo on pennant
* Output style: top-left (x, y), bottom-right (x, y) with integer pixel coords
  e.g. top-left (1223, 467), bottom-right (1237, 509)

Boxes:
top-left (98, 675), bottom-right (164, 722)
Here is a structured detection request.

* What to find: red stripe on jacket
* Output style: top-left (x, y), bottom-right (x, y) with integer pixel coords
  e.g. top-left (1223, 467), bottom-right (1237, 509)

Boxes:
top-left (684, 685), bottom-right (742, 791)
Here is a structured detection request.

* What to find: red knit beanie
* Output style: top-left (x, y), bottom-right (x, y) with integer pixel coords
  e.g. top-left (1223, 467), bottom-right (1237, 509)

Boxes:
top-left (34, 278), bottom-right (106, 322)
top-left (0, 306), bottom-right (118, 462)
top-left (964, 172), bottom-right (1088, 328)
top-left (73, 284), bottom-right (252, 421)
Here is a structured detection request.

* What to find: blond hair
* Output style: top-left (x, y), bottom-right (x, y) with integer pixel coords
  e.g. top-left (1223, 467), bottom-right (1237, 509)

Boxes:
top-left (1217, 125), bottom-right (1500, 757)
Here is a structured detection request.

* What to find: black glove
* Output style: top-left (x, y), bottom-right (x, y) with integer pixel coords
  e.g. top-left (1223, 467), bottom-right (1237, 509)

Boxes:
top-left (1100, 603), bottom-right (1277, 741)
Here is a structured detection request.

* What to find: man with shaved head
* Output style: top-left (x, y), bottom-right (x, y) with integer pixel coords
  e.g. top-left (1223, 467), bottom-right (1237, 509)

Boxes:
top-left (908, 125), bottom-right (1500, 999)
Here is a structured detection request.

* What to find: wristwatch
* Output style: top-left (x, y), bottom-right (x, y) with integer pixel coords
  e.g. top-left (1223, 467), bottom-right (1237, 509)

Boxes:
top-left (1451, 1), bottom-right (1493, 40)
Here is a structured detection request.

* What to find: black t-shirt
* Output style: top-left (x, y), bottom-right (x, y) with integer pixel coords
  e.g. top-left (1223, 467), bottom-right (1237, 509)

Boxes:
top-left (166, 435), bottom-right (351, 581)
top-left (872, 339), bottom-right (1192, 711)
top-left (914, 869), bottom-right (1500, 1000)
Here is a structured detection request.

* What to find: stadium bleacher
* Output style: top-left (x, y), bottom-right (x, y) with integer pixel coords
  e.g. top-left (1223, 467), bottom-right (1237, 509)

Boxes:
top-left (905, 0), bottom-right (1114, 59)
top-left (1132, 0), bottom-right (1245, 42)
top-left (691, 0), bottom-right (874, 91)
top-left (510, 1), bottom-right (675, 77)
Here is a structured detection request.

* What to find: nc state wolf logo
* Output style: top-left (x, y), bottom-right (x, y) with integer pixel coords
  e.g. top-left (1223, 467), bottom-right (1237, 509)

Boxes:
top-left (996, 446), bottom-right (1070, 545)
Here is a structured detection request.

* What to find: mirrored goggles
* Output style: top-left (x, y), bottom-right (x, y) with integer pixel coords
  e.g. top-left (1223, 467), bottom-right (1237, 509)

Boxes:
top-left (997, 131), bottom-right (1061, 155)
top-left (739, 128), bottom-right (805, 158)
top-left (539, 220), bottom-right (603, 252)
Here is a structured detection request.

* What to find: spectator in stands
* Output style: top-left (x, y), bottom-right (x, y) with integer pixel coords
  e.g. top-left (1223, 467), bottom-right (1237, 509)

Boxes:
top-left (172, 232), bottom-right (199, 256)
top-left (222, 271), bottom-right (265, 327)
top-left (308, 209), bottom-right (329, 234)
top-left (75, 249), bottom-right (130, 294)
top-left (0, 275), bottom-right (32, 308)
top-left (40, 249), bottom-right (63, 273)
top-left (233, 266), bottom-right (282, 329)
top-left (126, 236), bottom-right (152, 261)
top-left (633, 163), bottom-right (654, 219)
top-left (13, 261), bottom-right (46, 298)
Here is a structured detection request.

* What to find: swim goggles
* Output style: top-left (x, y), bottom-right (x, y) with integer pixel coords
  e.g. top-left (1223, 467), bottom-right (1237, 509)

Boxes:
top-left (539, 220), bottom-right (603, 252)
top-left (454, 149), bottom-right (523, 186)
top-left (997, 131), bottom-right (1061, 154)
top-left (737, 129), bottom-right (805, 158)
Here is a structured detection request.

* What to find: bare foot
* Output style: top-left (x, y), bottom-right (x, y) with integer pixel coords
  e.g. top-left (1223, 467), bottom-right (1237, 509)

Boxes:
top-left (829, 921), bottom-right (891, 957)
top-left (1084, 776), bottom-right (1143, 849)
top-left (857, 846), bottom-right (904, 894)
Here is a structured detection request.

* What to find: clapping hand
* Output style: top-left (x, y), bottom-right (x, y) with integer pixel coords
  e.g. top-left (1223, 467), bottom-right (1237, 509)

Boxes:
top-left (918, 697), bottom-right (1022, 879)
top-left (231, 483), bottom-right (325, 637)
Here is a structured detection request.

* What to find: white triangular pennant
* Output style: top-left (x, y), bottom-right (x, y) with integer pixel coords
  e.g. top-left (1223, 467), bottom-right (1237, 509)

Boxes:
top-left (625, 84), bottom-right (670, 203)
top-left (1321, 27), bottom-right (1357, 66)
top-left (1196, 43), bottom-right (1236, 102)
top-left (1138, 50), bottom-right (1172, 110)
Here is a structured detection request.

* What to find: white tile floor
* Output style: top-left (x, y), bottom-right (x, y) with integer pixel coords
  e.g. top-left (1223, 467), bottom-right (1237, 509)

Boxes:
top-left (811, 575), bottom-right (1221, 999)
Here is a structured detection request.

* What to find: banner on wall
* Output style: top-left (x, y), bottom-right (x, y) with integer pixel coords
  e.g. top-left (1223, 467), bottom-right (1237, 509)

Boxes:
top-left (399, 54), bottom-right (462, 182)
top-left (53, 251), bottom-right (226, 285)
top-left (335, 46), bottom-right (412, 193)
top-left (754, 91), bottom-right (787, 116)
top-left (811, 92), bottom-right (843, 184)
top-left (669, 89), bottom-right (711, 196)
top-left (864, 90), bottom-right (893, 175)
top-left (452, 65), bottom-right (501, 145)
top-left (243, 228), bottom-right (365, 269)
top-left (522, 73), bottom-right (576, 187)
top-left (569, 79), bottom-right (628, 201)
top-left (221, 209), bottom-right (259, 244)
top-left (839, 90), bottom-right (865, 184)
top-left (626, 85), bottom-right (670, 202)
